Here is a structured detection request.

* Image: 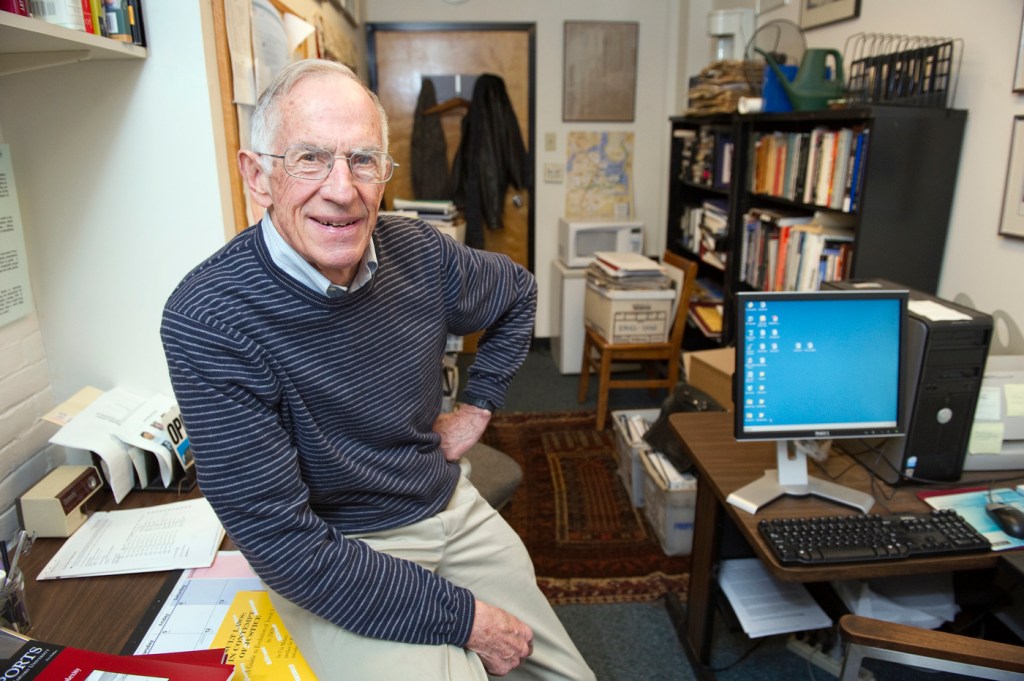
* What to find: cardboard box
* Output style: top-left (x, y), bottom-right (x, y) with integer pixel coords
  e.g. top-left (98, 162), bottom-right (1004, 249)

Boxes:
top-left (686, 347), bottom-right (735, 411)
top-left (640, 452), bottom-right (697, 556)
top-left (584, 283), bottom-right (676, 344)
top-left (611, 408), bottom-right (661, 507)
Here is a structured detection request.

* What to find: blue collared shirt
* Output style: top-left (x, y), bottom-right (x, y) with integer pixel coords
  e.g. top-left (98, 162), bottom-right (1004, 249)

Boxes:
top-left (260, 213), bottom-right (377, 298)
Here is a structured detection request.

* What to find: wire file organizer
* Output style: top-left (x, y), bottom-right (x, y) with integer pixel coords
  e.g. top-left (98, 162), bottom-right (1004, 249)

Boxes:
top-left (843, 33), bottom-right (963, 108)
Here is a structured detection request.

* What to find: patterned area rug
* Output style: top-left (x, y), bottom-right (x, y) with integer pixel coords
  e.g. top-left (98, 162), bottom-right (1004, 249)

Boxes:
top-left (483, 411), bottom-right (690, 605)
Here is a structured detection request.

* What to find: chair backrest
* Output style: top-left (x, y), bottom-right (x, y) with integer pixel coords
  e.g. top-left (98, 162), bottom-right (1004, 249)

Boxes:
top-left (662, 251), bottom-right (698, 349)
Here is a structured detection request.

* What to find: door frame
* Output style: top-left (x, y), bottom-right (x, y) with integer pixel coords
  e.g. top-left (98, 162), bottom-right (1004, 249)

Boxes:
top-left (366, 22), bottom-right (537, 274)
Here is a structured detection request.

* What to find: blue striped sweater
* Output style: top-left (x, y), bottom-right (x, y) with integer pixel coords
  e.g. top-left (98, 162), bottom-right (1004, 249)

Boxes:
top-left (160, 215), bottom-right (536, 647)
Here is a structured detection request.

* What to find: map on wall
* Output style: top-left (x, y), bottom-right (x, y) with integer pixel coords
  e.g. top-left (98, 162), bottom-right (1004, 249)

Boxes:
top-left (565, 131), bottom-right (635, 219)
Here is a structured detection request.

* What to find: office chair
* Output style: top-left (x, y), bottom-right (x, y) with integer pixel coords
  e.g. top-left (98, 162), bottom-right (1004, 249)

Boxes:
top-left (838, 614), bottom-right (1024, 680)
top-left (577, 251), bottom-right (697, 431)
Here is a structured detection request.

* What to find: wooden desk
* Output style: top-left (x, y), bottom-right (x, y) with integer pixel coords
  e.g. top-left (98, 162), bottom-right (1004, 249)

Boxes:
top-left (17, 485), bottom-right (229, 655)
top-left (669, 411), bottom-right (1019, 680)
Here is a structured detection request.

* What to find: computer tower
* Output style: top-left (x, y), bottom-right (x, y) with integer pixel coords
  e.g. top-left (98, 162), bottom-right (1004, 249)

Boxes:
top-left (825, 280), bottom-right (992, 484)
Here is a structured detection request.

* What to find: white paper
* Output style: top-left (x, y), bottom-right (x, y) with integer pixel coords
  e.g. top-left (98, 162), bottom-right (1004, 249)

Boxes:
top-left (49, 398), bottom-right (139, 503)
top-left (974, 385), bottom-right (1002, 421)
top-left (717, 558), bottom-right (831, 638)
top-left (134, 551), bottom-right (262, 655)
top-left (251, 0), bottom-right (291, 99)
top-left (832, 573), bottom-right (958, 630)
top-left (0, 144), bottom-right (34, 328)
top-left (907, 299), bottom-right (971, 322)
top-left (37, 498), bottom-right (225, 580)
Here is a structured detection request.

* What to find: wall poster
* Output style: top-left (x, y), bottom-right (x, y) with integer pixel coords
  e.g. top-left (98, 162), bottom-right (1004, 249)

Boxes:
top-left (0, 144), bottom-right (33, 328)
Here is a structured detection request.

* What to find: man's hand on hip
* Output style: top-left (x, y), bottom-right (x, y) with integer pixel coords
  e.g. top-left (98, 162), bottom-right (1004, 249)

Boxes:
top-left (433, 403), bottom-right (491, 462)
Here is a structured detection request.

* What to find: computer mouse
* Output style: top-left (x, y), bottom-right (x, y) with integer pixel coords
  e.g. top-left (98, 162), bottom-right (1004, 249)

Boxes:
top-left (986, 503), bottom-right (1024, 539)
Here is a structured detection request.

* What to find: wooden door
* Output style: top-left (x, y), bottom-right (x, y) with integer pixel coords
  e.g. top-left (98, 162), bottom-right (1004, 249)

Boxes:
top-left (371, 28), bottom-right (533, 271)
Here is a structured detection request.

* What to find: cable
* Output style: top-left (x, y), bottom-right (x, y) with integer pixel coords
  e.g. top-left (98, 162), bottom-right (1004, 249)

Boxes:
top-left (708, 636), bottom-right (767, 673)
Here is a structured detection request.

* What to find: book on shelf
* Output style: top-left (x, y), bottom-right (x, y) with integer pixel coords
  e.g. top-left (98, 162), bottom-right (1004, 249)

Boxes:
top-left (690, 301), bottom-right (723, 338)
top-left (740, 209), bottom-right (854, 292)
top-left (750, 124), bottom-right (869, 214)
top-left (0, 0), bottom-right (31, 16)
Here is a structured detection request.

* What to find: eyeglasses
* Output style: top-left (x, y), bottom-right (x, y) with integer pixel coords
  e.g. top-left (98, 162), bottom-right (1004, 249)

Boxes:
top-left (256, 145), bottom-right (397, 183)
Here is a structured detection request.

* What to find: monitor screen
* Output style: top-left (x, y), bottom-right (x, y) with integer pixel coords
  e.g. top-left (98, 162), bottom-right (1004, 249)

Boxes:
top-left (734, 289), bottom-right (908, 442)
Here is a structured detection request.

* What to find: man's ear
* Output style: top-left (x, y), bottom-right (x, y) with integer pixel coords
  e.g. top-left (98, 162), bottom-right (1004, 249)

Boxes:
top-left (238, 150), bottom-right (274, 209)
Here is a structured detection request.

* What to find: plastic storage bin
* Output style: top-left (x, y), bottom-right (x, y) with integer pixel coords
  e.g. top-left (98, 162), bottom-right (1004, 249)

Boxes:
top-left (611, 408), bottom-right (662, 507)
top-left (640, 451), bottom-right (698, 556)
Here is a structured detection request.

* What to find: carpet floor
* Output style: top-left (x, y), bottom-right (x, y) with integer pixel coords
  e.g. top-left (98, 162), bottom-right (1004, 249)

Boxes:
top-left (484, 411), bottom-right (689, 606)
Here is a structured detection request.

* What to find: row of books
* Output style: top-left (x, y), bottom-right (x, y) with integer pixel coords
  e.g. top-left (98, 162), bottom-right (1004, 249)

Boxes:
top-left (738, 208), bottom-right (855, 292)
top-left (749, 125), bottom-right (869, 213)
top-left (1, 0), bottom-right (146, 46)
top-left (678, 199), bottom-right (729, 271)
top-left (674, 126), bottom-right (733, 190)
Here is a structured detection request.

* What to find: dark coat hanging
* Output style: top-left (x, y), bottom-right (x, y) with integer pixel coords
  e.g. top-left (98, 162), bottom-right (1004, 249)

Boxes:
top-left (451, 74), bottom-right (530, 250)
top-left (410, 78), bottom-right (452, 200)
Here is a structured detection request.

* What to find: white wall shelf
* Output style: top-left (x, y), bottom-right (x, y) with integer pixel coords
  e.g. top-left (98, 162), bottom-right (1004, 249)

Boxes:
top-left (0, 11), bottom-right (145, 76)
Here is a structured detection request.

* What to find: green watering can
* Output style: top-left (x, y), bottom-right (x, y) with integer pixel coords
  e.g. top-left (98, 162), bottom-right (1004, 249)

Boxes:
top-left (757, 47), bottom-right (845, 111)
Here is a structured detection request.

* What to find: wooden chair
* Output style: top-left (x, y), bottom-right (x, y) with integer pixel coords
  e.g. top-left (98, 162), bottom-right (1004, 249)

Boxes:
top-left (838, 614), bottom-right (1024, 680)
top-left (577, 251), bottom-right (697, 430)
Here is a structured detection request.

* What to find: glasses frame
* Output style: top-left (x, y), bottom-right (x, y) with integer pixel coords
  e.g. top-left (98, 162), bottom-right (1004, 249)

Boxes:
top-left (256, 145), bottom-right (398, 184)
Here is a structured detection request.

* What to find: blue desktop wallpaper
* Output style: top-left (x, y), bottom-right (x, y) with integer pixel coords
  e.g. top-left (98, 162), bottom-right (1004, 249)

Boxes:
top-left (739, 297), bottom-right (902, 433)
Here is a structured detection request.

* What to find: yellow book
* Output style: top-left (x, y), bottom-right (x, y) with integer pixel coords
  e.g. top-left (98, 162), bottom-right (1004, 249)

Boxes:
top-left (211, 591), bottom-right (318, 680)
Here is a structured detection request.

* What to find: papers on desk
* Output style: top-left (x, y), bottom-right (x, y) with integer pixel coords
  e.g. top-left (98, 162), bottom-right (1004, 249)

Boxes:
top-left (135, 551), bottom-right (317, 679)
top-left (46, 386), bottom-right (194, 502)
top-left (717, 558), bottom-right (832, 638)
top-left (37, 498), bottom-right (225, 580)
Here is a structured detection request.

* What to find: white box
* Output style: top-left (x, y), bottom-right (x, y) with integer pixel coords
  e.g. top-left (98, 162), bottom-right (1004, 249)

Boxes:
top-left (611, 408), bottom-right (662, 507)
top-left (640, 452), bottom-right (697, 556)
top-left (584, 283), bottom-right (676, 344)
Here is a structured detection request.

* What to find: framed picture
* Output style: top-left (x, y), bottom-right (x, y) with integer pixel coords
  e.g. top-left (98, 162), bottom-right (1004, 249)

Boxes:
top-left (562, 21), bottom-right (638, 122)
top-left (999, 116), bottom-right (1024, 239)
top-left (799, 0), bottom-right (860, 30)
top-left (1014, 8), bottom-right (1024, 92)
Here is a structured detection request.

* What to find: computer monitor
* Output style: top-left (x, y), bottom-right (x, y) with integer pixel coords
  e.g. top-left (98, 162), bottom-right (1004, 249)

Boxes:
top-left (727, 288), bottom-right (909, 514)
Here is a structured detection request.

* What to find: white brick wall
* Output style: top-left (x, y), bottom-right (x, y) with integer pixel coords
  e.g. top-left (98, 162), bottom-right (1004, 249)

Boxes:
top-left (0, 312), bottom-right (59, 541)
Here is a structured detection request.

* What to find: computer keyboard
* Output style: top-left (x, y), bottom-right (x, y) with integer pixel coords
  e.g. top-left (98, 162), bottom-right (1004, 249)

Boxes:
top-left (758, 509), bottom-right (991, 566)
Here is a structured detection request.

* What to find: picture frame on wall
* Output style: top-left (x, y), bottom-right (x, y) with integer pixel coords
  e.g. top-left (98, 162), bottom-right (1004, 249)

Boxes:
top-left (562, 21), bottom-right (638, 122)
top-left (799, 0), bottom-right (860, 30)
top-left (1014, 7), bottom-right (1024, 92)
top-left (999, 116), bottom-right (1024, 239)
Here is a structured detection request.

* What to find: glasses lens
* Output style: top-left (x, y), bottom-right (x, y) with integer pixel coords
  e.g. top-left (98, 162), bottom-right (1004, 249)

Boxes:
top-left (348, 152), bottom-right (393, 183)
top-left (284, 146), bottom-right (331, 179)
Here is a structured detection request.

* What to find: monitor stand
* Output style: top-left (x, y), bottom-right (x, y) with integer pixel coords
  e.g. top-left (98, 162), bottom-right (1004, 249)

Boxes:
top-left (726, 439), bottom-right (875, 515)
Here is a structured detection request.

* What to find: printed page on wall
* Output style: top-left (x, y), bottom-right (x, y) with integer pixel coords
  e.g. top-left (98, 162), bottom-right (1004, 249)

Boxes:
top-left (0, 144), bottom-right (33, 328)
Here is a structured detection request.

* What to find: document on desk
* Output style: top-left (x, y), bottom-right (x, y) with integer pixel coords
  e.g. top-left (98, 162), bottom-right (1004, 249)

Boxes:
top-left (37, 498), bottom-right (225, 580)
top-left (718, 558), bottom-right (832, 638)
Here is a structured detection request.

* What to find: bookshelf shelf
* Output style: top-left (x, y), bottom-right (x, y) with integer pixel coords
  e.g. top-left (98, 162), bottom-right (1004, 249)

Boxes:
top-left (0, 11), bottom-right (145, 76)
top-left (667, 106), bottom-right (967, 346)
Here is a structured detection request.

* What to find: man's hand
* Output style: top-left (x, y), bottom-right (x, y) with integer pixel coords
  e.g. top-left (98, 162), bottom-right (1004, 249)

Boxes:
top-left (466, 600), bottom-right (534, 676)
top-left (433, 403), bottom-right (491, 462)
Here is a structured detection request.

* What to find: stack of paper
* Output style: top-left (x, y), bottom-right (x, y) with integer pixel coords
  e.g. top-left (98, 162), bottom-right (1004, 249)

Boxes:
top-left (587, 252), bottom-right (672, 291)
top-left (37, 498), bottom-right (225, 580)
top-left (718, 558), bottom-right (831, 638)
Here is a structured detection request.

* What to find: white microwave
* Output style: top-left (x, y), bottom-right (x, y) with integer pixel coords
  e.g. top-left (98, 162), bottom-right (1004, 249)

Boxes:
top-left (558, 218), bottom-right (644, 268)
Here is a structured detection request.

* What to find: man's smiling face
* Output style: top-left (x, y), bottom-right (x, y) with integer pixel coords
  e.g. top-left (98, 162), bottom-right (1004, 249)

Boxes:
top-left (263, 73), bottom-right (387, 287)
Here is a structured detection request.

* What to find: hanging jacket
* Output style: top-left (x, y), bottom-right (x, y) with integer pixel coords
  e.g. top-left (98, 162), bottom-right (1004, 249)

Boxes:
top-left (452, 74), bottom-right (530, 249)
top-left (411, 78), bottom-right (452, 200)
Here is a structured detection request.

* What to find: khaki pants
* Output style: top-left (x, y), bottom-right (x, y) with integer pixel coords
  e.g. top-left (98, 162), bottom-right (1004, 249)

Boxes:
top-left (267, 476), bottom-right (595, 681)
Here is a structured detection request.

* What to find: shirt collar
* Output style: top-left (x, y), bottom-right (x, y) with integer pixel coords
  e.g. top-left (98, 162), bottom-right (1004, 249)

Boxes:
top-left (260, 213), bottom-right (377, 297)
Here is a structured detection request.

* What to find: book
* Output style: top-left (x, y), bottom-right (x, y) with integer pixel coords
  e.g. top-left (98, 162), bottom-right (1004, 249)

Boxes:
top-left (0, 629), bottom-right (235, 680)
